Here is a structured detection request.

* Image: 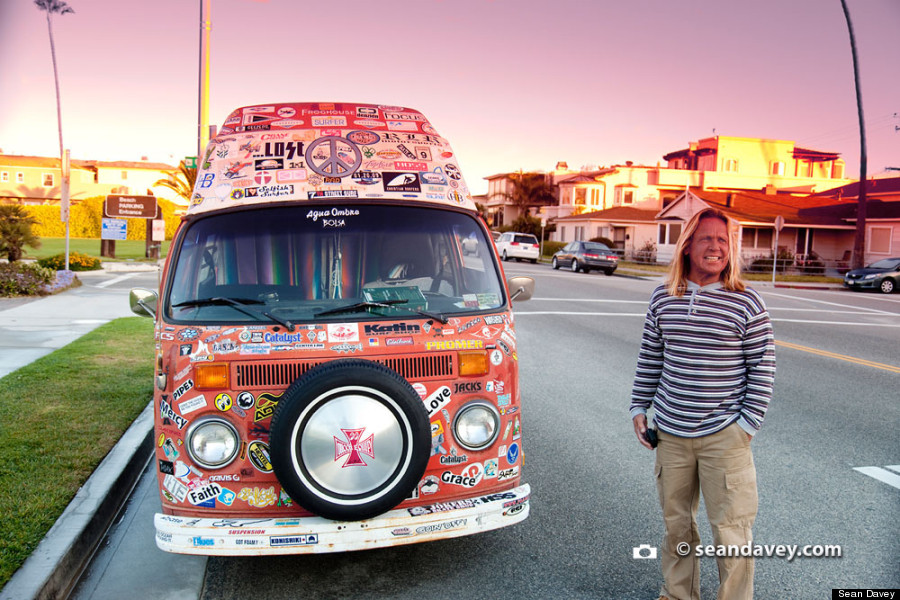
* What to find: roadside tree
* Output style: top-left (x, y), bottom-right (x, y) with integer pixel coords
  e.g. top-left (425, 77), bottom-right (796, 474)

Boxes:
top-left (154, 161), bottom-right (197, 205)
top-left (0, 205), bottom-right (41, 262)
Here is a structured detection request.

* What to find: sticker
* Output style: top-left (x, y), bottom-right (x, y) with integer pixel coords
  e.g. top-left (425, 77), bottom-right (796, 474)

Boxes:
top-left (236, 391), bottom-right (255, 410)
top-left (424, 386), bottom-right (451, 417)
top-left (179, 395), bottom-right (207, 415)
top-left (215, 393), bottom-right (233, 411)
top-left (248, 441), bottom-right (273, 472)
top-left (254, 392), bottom-right (282, 422)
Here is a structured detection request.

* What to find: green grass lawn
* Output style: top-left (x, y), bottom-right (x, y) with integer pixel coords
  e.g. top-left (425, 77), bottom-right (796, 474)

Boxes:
top-left (0, 318), bottom-right (154, 587)
top-left (24, 238), bottom-right (170, 262)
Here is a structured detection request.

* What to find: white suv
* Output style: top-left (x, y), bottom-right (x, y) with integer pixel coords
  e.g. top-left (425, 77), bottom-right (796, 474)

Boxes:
top-left (496, 232), bottom-right (540, 263)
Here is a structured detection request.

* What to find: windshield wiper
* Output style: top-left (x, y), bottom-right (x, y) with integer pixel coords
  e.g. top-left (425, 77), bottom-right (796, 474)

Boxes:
top-left (315, 299), bottom-right (447, 324)
top-left (172, 297), bottom-right (295, 331)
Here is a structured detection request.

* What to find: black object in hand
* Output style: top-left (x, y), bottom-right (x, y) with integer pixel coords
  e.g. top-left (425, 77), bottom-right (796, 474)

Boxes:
top-left (643, 428), bottom-right (658, 448)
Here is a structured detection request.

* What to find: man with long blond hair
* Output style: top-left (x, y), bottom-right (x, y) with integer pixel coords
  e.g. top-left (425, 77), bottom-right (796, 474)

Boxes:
top-left (630, 208), bottom-right (776, 600)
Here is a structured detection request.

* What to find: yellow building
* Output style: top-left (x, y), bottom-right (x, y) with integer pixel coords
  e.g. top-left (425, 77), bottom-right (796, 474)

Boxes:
top-left (0, 154), bottom-right (181, 205)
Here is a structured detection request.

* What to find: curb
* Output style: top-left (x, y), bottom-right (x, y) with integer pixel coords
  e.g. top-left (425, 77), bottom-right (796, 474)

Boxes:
top-left (0, 402), bottom-right (154, 600)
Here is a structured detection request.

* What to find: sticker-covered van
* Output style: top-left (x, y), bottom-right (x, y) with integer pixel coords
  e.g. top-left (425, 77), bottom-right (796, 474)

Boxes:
top-left (130, 102), bottom-right (534, 555)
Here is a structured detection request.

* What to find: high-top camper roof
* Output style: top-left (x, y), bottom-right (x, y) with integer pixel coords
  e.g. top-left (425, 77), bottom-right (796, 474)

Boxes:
top-left (187, 102), bottom-right (475, 215)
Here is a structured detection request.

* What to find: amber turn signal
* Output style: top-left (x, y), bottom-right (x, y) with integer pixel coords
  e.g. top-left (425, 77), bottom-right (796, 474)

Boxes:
top-left (194, 363), bottom-right (230, 390)
top-left (458, 350), bottom-right (489, 376)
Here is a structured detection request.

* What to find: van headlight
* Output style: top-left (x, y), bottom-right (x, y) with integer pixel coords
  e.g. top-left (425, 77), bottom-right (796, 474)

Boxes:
top-left (186, 417), bottom-right (240, 469)
top-left (452, 400), bottom-right (500, 451)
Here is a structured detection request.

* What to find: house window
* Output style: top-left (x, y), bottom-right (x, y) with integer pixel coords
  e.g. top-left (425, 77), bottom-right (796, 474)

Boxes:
top-left (575, 226), bottom-right (585, 241)
top-left (590, 188), bottom-right (601, 206)
top-left (723, 158), bottom-right (739, 173)
top-left (868, 227), bottom-right (892, 254)
top-left (623, 190), bottom-right (634, 205)
top-left (16, 172), bottom-right (25, 183)
top-left (662, 194), bottom-right (677, 209)
top-left (1, 172), bottom-right (8, 182)
top-left (741, 227), bottom-right (773, 250)
top-left (832, 163), bottom-right (844, 179)
top-left (42, 173), bottom-right (55, 187)
top-left (121, 170), bottom-right (128, 180)
top-left (560, 226), bottom-right (566, 241)
top-left (658, 223), bottom-right (682, 245)
top-left (574, 188), bottom-right (586, 206)
top-left (770, 161), bottom-right (785, 176)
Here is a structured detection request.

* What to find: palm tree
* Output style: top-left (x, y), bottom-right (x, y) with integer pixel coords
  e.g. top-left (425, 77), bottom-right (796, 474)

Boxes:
top-left (840, 0), bottom-right (867, 270)
top-left (34, 0), bottom-right (74, 165)
top-left (155, 161), bottom-right (198, 205)
top-left (496, 171), bottom-right (557, 217)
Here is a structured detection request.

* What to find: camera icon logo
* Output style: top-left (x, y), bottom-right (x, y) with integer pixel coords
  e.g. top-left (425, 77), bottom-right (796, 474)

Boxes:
top-left (633, 544), bottom-right (658, 559)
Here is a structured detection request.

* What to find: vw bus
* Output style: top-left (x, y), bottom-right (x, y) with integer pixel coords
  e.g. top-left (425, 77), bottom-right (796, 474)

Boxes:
top-left (130, 102), bottom-right (534, 555)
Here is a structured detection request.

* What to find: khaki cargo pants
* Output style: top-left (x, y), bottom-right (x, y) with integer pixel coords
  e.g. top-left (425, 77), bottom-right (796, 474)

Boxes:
top-left (655, 423), bottom-right (758, 600)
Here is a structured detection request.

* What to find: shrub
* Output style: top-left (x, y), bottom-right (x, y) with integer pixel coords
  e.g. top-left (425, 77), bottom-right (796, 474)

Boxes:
top-left (0, 205), bottom-right (41, 261)
top-left (38, 251), bottom-right (102, 271)
top-left (633, 239), bottom-right (657, 263)
top-left (542, 241), bottom-right (565, 257)
top-left (589, 236), bottom-right (616, 248)
top-left (798, 252), bottom-right (825, 275)
top-left (26, 196), bottom-right (183, 241)
top-left (748, 247), bottom-right (794, 274)
top-left (0, 262), bottom-right (55, 296)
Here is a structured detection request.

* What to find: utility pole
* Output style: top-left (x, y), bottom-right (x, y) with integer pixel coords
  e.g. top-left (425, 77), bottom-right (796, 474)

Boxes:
top-left (198, 0), bottom-right (211, 158)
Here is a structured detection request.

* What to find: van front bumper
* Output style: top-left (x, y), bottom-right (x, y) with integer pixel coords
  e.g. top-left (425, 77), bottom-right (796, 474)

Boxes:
top-left (155, 483), bottom-right (530, 555)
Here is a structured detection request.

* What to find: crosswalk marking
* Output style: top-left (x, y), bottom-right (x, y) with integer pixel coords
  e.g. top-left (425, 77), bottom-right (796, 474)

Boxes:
top-left (853, 466), bottom-right (900, 490)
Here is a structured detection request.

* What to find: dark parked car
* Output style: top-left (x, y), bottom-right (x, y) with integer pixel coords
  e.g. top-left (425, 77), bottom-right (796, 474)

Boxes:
top-left (843, 257), bottom-right (900, 293)
top-left (552, 241), bottom-right (619, 275)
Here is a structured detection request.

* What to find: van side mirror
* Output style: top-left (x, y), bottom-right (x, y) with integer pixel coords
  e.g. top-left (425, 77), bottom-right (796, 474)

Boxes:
top-left (130, 288), bottom-right (158, 318)
top-left (507, 276), bottom-right (535, 302)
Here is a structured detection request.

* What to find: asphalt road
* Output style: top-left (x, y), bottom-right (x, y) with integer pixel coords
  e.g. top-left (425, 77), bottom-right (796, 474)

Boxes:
top-left (73, 264), bottom-right (900, 600)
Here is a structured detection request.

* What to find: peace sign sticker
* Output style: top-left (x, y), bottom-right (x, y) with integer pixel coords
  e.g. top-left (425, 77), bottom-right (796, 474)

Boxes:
top-left (305, 136), bottom-right (362, 178)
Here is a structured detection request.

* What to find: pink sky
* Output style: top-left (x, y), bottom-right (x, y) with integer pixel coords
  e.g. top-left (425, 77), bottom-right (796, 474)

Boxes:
top-left (1, 0), bottom-right (898, 195)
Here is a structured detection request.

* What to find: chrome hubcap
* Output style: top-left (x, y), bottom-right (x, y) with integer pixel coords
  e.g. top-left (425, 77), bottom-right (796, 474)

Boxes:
top-left (296, 390), bottom-right (405, 497)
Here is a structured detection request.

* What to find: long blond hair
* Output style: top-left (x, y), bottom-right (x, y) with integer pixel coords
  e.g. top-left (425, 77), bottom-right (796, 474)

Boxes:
top-left (665, 208), bottom-right (745, 296)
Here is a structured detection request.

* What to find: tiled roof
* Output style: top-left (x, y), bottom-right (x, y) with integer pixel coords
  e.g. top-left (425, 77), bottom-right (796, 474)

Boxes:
top-left (0, 154), bottom-right (175, 171)
top-left (686, 189), bottom-right (899, 226)
top-left (76, 159), bottom-right (176, 170)
top-left (810, 176), bottom-right (900, 199)
top-left (555, 206), bottom-right (658, 222)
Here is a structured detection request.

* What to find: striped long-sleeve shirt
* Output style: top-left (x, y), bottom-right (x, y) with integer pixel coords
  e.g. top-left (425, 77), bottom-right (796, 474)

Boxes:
top-left (629, 281), bottom-right (776, 438)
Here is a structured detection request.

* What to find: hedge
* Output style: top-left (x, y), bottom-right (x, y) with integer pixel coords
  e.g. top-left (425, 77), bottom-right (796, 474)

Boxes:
top-left (25, 196), bottom-right (182, 241)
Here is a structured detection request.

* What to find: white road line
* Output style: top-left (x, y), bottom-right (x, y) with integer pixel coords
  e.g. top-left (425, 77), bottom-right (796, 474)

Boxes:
top-left (95, 273), bottom-right (139, 288)
top-left (514, 312), bottom-right (647, 316)
top-left (770, 318), bottom-right (900, 327)
top-left (885, 465), bottom-right (900, 474)
top-left (529, 298), bottom-right (648, 304)
top-left (853, 466), bottom-right (900, 490)
top-left (762, 290), bottom-right (897, 316)
top-left (768, 307), bottom-right (898, 315)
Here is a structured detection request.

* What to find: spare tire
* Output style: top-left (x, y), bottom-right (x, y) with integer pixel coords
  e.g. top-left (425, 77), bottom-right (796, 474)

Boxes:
top-left (269, 359), bottom-right (430, 521)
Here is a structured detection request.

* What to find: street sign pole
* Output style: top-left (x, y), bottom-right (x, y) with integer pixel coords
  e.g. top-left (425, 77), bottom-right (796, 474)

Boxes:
top-left (61, 149), bottom-right (70, 270)
top-left (773, 215), bottom-right (785, 284)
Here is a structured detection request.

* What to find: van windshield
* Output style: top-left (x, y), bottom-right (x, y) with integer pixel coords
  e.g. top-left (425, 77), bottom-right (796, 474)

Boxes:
top-left (166, 204), bottom-right (504, 324)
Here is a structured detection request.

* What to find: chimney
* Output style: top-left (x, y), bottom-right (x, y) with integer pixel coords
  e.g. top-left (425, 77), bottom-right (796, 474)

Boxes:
top-left (625, 161), bottom-right (633, 167)
top-left (764, 184), bottom-right (776, 195)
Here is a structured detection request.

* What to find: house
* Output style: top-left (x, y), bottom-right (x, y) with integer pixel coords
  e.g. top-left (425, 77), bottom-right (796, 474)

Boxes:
top-left (655, 178), bottom-right (900, 267)
top-left (544, 136), bottom-right (855, 247)
top-left (0, 154), bottom-right (180, 206)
